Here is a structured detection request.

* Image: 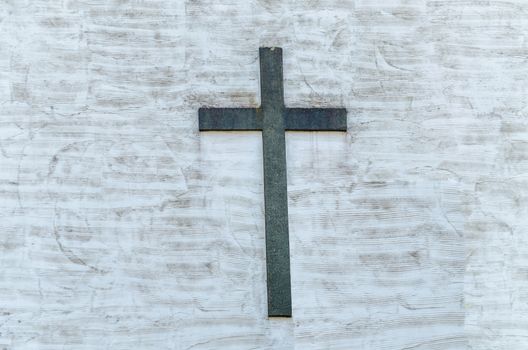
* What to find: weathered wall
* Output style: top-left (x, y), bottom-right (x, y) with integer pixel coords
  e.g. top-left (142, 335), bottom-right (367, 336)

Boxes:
top-left (0, 1), bottom-right (526, 349)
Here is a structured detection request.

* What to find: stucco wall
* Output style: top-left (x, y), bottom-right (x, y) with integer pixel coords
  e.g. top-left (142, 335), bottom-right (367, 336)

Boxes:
top-left (1, 1), bottom-right (526, 349)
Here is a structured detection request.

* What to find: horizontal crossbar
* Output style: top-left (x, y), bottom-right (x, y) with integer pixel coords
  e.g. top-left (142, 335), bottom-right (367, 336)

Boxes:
top-left (199, 107), bottom-right (347, 132)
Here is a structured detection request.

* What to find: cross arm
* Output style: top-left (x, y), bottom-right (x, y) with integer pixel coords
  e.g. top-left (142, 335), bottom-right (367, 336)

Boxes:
top-left (199, 108), bottom-right (262, 131)
top-left (285, 108), bottom-right (347, 131)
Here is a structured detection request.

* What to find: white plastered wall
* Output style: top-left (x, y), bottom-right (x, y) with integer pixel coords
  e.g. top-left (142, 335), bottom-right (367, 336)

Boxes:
top-left (0, 1), bottom-right (527, 349)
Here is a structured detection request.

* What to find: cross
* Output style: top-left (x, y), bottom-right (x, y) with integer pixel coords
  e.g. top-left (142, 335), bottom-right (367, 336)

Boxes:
top-left (199, 47), bottom-right (347, 317)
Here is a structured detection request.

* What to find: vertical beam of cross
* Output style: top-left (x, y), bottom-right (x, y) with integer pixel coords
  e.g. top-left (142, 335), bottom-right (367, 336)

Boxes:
top-left (259, 48), bottom-right (291, 317)
top-left (199, 48), bottom-right (347, 317)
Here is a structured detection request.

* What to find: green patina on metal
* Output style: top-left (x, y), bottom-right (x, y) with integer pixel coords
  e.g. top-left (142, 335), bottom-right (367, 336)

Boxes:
top-left (199, 48), bottom-right (347, 317)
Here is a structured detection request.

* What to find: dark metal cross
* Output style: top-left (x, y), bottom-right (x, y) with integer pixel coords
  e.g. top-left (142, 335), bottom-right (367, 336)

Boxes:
top-left (199, 47), bottom-right (347, 317)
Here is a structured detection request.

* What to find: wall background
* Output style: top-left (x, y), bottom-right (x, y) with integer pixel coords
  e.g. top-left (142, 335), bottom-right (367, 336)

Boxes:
top-left (1, 1), bottom-right (526, 349)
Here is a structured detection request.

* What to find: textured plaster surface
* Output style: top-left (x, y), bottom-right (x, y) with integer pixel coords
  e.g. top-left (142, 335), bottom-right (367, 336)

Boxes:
top-left (0, 1), bottom-right (526, 349)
